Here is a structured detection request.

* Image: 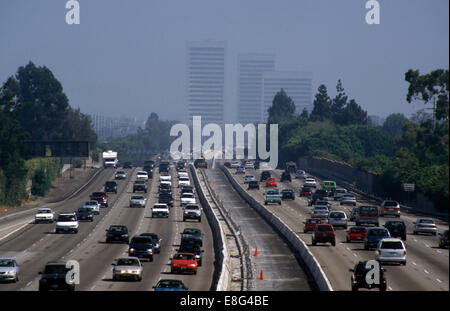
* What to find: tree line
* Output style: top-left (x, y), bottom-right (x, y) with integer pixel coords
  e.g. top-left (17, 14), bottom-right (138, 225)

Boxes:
top-left (268, 70), bottom-right (449, 211)
top-left (0, 62), bottom-right (97, 205)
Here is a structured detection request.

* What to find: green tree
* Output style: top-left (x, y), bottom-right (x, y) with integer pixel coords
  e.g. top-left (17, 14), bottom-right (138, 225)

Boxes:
top-left (267, 89), bottom-right (296, 124)
top-left (310, 84), bottom-right (332, 122)
top-left (382, 113), bottom-right (409, 138)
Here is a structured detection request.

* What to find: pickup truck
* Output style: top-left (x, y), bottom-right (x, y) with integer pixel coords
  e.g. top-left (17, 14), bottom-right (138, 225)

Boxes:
top-left (133, 180), bottom-right (148, 193)
top-left (152, 204), bottom-right (169, 218)
top-left (35, 208), bottom-right (55, 224)
top-left (90, 192), bottom-right (109, 207)
top-left (355, 205), bottom-right (380, 227)
top-left (264, 189), bottom-right (282, 205)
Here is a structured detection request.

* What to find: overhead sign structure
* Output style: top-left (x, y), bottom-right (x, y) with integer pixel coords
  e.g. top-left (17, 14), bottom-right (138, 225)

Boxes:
top-left (22, 141), bottom-right (89, 158)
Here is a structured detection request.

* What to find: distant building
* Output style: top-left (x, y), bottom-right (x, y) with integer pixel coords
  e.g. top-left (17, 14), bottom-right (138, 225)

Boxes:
top-left (237, 54), bottom-right (275, 124)
top-left (186, 40), bottom-right (226, 125)
top-left (89, 114), bottom-right (144, 141)
top-left (261, 71), bottom-right (313, 122)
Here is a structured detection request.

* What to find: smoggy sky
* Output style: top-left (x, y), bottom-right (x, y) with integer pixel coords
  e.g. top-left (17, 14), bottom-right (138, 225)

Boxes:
top-left (0, 0), bottom-right (448, 122)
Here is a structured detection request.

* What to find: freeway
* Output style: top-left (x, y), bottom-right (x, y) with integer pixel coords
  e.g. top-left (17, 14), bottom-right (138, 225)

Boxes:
top-left (203, 167), bottom-right (312, 291)
top-left (0, 164), bottom-right (215, 291)
top-left (226, 165), bottom-right (449, 291)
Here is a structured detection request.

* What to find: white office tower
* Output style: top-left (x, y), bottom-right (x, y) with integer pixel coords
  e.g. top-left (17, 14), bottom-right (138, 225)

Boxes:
top-left (186, 40), bottom-right (226, 125)
top-left (237, 54), bottom-right (275, 124)
top-left (261, 71), bottom-right (313, 122)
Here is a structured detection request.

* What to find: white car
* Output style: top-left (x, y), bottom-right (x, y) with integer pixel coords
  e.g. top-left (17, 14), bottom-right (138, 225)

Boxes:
top-left (376, 238), bottom-right (407, 265)
top-left (160, 175), bottom-right (172, 182)
top-left (160, 180), bottom-right (172, 187)
top-left (83, 200), bottom-right (100, 215)
top-left (112, 257), bottom-right (143, 281)
top-left (178, 176), bottom-right (190, 187)
top-left (130, 195), bottom-right (147, 208)
top-left (312, 206), bottom-right (329, 219)
top-left (181, 193), bottom-right (196, 206)
top-left (35, 208), bottom-right (55, 224)
top-left (328, 211), bottom-right (348, 229)
top-left (244, 161), bottom-right (255, 169)
top-left (333, 188), bottom-right (347, 201)
top-left (243, 175), bottom-right (256, 184)
top-left (152, 204), bottom-right (170, 218)
top-left (183, 204), bottom-right (202, 222)
top-left (136, 171), bottom-right (149, 181)
top-left (295, 170), bottom-right (307, 179)
top-left (178, 171), bottom-right (189, 178)
top-left (55, 212), bottom-right (79, 234)
top-left (230, 161), bottom-right (240, 168)
top-left (114, 170), bottom-right (126, 180)
top-left (304, 178), bottom-right (317, 188)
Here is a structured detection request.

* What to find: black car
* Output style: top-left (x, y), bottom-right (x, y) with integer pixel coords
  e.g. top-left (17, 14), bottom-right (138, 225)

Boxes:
top-left (159, 188), bottom-right (172, 196)
top-left (260, 171), bottom-right (271, 182)
top-left (314, 189), bottom-right (328, 197)
top-left (181, 186), bottom-right (194, 195)
top-left (300, 186), bottom-right (312, 197)
top-left (104, 181), bottom-right (118, 194)
top-left (308, 193), bottom-right (326, 206)
top-left (179, 241), bottom-right (204, 266)
top-left (159, 162), bottom-right (170, 173)
top-left (38, 262), bottom-right (75, 291)
top-left (159, 183), bottom-right (171, 192)
top-left (159, 193), bottom-right (174, 207)
top-left (176, 161), bottom-right (186, 170)
top-left (76, 207), bottom-right (94, 222)
top-left (248, 180), bottom-right (260, 190)
top-left (128, 236), bottom-right (154, 262)
top-left (140, 233), bottom-right (161, 253)
top-left (123, 162), bottom-right (133, 169)
top-left (133, 180), bottom-right (148, 193)
top-left (143, 166), bottom-right (153, 178)
top-left (280, 171), bottom-right (292, 182)
top-left (281, 189), bottom-right (295, 200)
top-left (383, 220), bottom-right (407, 241)
top-left (350, 261), bottom-right (387, 291)
top-left (439, 230), bottom-right (449, 248)
top-left (181, 228), bottom-right (203, 247)
top-left (105, 225), bottom-right (130, 244)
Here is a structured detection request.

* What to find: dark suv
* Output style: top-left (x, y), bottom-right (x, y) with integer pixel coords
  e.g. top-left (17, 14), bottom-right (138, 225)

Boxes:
top-left (383, 220), bottom-right (407, 241)
top-left (364, 227), bottom-right (391, 250)
top-left (105, 225), bottom-right (130, 244)
top-left (350, 261), bottom-right (387, 291)
top-left (260, 171), bottom-right (271, 182)
top-left (181, 228), bottom-right (203, 247)
top-left (248, 180), bottom-right (260, 190)
top-left (38, 262), bottom-right (75, 291)
top-left (281, 189), bottom-right (295, 200)
top-left (104, 181), bottom-right (118, 194)
top-left (76, 207), bottom-right (94, 222)
top-left (280, 171), bottom-right (292, 182)
top-left (128, 236), bottom-right (154, 262)
top-left (159, 193), bottom-right (174, 207)
top-left (312, 224), bottom-right (336, 246)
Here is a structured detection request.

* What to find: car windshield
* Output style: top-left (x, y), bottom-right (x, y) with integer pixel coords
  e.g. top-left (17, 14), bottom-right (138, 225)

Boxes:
top-left (351, 228), bottom-right (365, 233)
top-left (180, 177), bottom-right (189, 181)
top-left (116, 258), bottom-right (139, 266)
top-left (343, 195), bottom-right (355, 199)
top-left (317, 226), bottom-right (332, 232)
top-left (86, 201), bottom-right (98, 205)
top-left (185, 205), bottom-right (199, 210)
top-left (368, 229), bottom-right (389, 236)
top-left (78, 208), bottom-right (90, 213)
top-left (157, 280), bottom-right (184, 288)
top-left (419, 219), bottom-right (434, 224)
top-left (384, 201), bottom-right (398, 206)
top-left (44, 265), bottom-right (67, 274)
top-left (282, 189), bottom-right (293, 193)
top-left (57, 215), bottom-right (76, 221)
top-left (182, 194), bottom-right (194, 198)
top-left (0, 259), bottom-right (15, 267)
top-left (183, 229), bottom-right (200, 235)
top-left (380, 241), bottom-right (404, 249)
top-left (109, 226), bottom-right (126, 232)
top-left (116, 171), bottom-right (125, 174)
top-left (135, 180), bottom-right (145, 184)
top-left (131, 196), bottom-right (145, 200)
top-left (37, 209), bottom-right (51, 214)
top-left (386, 222), bottom-right (404, 228)
top-left (174, 254), bottom-right (195, 260)
top-left (315, 207), bottom-right (327, 211)
top-left (330, 212), bottom-right (345, 218)
top-left (131, 237), bottom-right (152, 244)
top-left (335, 189), bottom-right (346, 194)
top-left (308, 219), bottom-right (321, 224)
top-left (92, 192), bottom-right (105, 197)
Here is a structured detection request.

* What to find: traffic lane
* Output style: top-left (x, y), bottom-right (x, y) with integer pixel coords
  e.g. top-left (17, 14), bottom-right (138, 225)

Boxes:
top-left (232, 169), bottom-right (447, 290)
top-left (0, 168), bottom-right (136, 291)
top-left (17, 168), bottom-right (140, 291)
top-left (206, 168), bottom-right (312, 291)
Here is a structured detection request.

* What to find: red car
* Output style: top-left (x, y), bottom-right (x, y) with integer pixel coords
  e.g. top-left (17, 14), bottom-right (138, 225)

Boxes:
top-left (265, 177), bottom-right (277, 187)
top-left (171, 252), bottom-right (198, 275)
top-left (303, 218), bottom-right (323, 233)
top-left (346, 226), bottom-right (367, 243)
top-left (312, 224), bottom-right (336, 246)
top-left (90, 192), bottom-right (109, 207)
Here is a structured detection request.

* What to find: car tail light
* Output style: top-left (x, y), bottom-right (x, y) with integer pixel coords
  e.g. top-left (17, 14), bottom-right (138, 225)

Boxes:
top-left (444, 236), bottom-right (448, 241)
top-left (403, 250), bottom-right (407, 255)
top-left (382, 273), bottom-right (386, 281)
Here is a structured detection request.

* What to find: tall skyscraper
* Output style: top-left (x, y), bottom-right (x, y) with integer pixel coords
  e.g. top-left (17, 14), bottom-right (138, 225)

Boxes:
top-left (261, 71), bottom-right (313, 122)
top-left (237, 54), bottom-right (275, 124)
top-left (186, 40), bottom-right (226, 125)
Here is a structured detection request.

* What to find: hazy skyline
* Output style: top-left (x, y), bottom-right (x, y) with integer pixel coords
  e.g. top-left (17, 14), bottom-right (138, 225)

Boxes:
top-left (1, 0), bottom-right (448, 122)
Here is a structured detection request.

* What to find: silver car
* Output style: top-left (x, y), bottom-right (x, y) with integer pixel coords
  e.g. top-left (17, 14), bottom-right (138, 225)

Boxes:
top-left (0, 258), bottom-right (19, 283)
top-left (413, 218), bottom-right (437, 235)
top-left (244, 175), bottom-right (256, 184)
top-left (333, 188), bottom-right (347, 201)
top-left (83, 200), bottom-right (100, 215)
top-left (340, 194), bottom-right (357, 206)
top-left (129, 195), bottom-right (147, 208)
top-left (380, 200), bottom-right (401, 217)
top-left (235, 166), bottom-right (246, 174)
top-left (376, 238), bottom-right (407, 265)
top-left (295, 170), bottom-right (307, 179)
top-left (312, 206), bottom-right (329, 219)
top-left (328, 211), bottom-right (348, 229)
top-left (112, 257), bottom-right (143, 281)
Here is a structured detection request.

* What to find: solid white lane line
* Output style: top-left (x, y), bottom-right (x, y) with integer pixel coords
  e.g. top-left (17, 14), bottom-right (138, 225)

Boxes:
top-left (436, 279), bottom-right (442, 283)
top-left (424, 269), bottom-right (430, 274)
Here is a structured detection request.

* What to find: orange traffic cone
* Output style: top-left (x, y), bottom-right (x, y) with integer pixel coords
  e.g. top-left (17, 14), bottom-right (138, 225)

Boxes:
top-left (253, 246), bottom-right (258, 256)
top-left (259, 270), bottom-right (264, 280)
